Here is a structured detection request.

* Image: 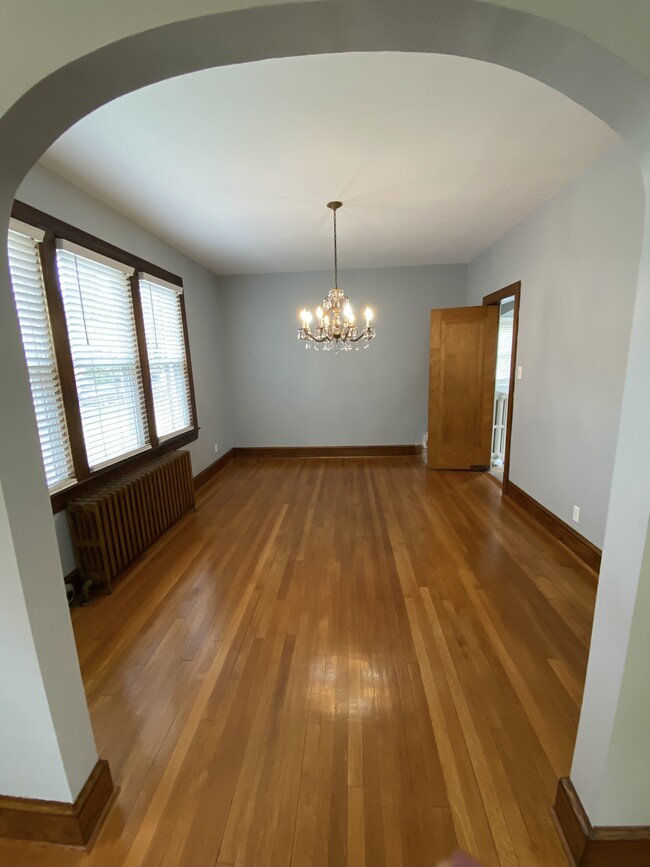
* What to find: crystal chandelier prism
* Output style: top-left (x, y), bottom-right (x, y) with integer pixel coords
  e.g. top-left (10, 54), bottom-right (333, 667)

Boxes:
top-left (297, 201), bottom-right (375, 352)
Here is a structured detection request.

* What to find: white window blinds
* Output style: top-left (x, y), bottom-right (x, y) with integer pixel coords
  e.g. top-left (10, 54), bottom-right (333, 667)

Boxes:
top-left (56, 247), bottom-right (149, 469)
top-left (7, 228), bottom-right (76, 491)
top-left (139, 276), bottom-right (192, 439)
top-left (496, 311), bottom-right (514, 387)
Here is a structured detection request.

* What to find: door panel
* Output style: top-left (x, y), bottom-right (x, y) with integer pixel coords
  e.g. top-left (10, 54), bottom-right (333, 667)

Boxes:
top-left (428, 306), bottom-right (498, 470)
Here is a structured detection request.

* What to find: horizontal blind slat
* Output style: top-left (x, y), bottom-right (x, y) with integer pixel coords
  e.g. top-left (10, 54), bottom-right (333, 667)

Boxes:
top-left (140, 279), bottom-right (192, 439)
top-left (57, 247), bottom-right (149, 469)
top-left (496, 314), bottom-right (514, 384)
top-left (7, 229), bottom-right (76, 489)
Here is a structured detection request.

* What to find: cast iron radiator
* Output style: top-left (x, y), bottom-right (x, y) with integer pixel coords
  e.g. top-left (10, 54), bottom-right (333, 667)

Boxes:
top-left (68, 450), bottom-right (195, 591)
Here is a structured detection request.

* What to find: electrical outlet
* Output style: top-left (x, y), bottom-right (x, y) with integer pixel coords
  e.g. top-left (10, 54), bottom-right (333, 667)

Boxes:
top-left (572, 505), bottom-right (580, 523)
top-left (214, 443), bottom-right (219, 454)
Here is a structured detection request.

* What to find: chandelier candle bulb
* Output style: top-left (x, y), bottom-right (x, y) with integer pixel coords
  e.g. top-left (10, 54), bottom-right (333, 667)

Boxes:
top-left (296, 200), bottom-right (376, 354)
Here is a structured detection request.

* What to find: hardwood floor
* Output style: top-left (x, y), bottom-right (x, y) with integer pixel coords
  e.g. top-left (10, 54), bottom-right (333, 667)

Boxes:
top-left (0, 457), bottom-right (597, 867)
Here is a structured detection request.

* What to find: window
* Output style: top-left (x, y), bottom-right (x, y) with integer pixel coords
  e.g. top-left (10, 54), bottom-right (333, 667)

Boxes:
top-left (139, 275), bottom-right (192, 440)
top-left (7, 202), bottom-right (198, 510)
top-left (495, 307), bottom-right (514, 389)
top-left (7, 224), bottom-right (76, 491)
top-left (57, 245), bottom-right (148, 469)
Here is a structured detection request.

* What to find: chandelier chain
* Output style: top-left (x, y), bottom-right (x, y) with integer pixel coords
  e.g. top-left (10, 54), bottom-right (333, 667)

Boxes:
top-left (333, 207), bottom-right (338, 288)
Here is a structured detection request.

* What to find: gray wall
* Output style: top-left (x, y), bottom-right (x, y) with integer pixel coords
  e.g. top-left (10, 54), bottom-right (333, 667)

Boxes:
top-left (467, 145), bottom-right (644, 548)
top-left (17, 144), bottom-right (643, 568)
top-left (223, 265), bottom-right (467, 447)
top-left (16, 165), bottom-right (234, 575)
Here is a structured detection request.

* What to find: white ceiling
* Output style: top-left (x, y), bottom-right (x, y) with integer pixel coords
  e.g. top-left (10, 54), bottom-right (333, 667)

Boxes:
top-left (40, 52), bottom-right (618, 276)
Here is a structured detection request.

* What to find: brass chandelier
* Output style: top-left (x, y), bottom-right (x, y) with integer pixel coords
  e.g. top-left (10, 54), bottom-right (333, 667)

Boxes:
top-left (297, 201), bottom-right (375, 352)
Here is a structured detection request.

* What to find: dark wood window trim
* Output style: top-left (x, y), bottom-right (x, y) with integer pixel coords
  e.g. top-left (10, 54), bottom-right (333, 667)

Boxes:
top-left (130, 274), bottom-right (160, 450)
top-left (50, 428), bottom-right (198, 512)
top-left (38, 233), bottom-right (90, 483)
top-left (12, 200), bottom-right (182, 287)
top-left (11, 200), bottom-right (199, 513)
top-left (482, 280), bottom-right (521, 496)
top-left (179, 292), bottom-right (198, 430)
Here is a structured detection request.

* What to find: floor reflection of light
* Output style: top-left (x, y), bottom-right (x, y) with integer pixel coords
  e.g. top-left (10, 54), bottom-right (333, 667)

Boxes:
top-left (308, 653), bottom-right (390, 718)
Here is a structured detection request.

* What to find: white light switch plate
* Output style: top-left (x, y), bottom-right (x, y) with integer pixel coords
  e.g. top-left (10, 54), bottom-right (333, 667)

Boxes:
top-left (516, 365), bottom-right (523, 380)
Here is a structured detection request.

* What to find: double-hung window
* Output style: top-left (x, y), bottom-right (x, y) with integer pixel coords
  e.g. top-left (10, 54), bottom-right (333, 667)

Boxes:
top-left (6, 203), bottom-right (198, 509)
top-left (8, 222), bottom-right (76, 492)
top-left (139, 275), bottom-right (192, 440)
top-left (56, 244), bottom-right (149, 469)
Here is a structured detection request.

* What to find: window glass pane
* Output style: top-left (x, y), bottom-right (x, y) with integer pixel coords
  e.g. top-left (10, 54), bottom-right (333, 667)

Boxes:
top-left (496, 306), bottom-right (514, 389)
top-left (56, 248), bottom-right (149, 469)
top-left (7, 229), bottom-right (75, 490)
top-left (139, 278), bottom-right (192, 439)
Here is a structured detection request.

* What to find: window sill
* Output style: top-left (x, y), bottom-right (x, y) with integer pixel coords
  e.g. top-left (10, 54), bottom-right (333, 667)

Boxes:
top-left (50, 427), bottom-right (199, 513)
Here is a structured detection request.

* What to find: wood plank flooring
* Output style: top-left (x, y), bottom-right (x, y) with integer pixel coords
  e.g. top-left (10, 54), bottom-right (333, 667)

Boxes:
top-left (0, 457), bottom-right (597, 867)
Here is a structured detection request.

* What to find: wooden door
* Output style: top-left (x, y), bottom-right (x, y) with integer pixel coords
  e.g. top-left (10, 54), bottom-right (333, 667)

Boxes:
top-left (428, 306), bottom-right (498, 470)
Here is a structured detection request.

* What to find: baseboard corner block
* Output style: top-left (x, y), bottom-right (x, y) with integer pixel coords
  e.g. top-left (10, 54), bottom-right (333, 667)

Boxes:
top-left (0, 758), bottom-right (113, 847)
top-left (555, 776), bottom-right (650, 867)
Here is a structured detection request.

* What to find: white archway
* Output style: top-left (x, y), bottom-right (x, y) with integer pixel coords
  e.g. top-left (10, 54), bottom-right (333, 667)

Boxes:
top-left (1, 0), bottom-right (648, 836)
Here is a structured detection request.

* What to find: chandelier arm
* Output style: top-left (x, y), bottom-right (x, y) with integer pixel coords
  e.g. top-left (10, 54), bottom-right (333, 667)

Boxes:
top-left (347, 330), bottom-right (370, 342)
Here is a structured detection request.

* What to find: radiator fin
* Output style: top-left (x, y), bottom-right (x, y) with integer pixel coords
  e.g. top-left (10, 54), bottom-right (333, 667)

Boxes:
top-left (68, 450), bottom-right (194, 591)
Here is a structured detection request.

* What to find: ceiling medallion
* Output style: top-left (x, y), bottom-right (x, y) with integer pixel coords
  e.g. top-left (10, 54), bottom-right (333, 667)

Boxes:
top-left (297, 201), bottom-right (375, 352)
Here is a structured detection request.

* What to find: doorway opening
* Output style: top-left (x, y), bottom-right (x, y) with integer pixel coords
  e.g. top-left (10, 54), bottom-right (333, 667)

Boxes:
top-left (490, 299), bottom-right (515, 481)
top-left (483, 281), bottom-right (521, 494)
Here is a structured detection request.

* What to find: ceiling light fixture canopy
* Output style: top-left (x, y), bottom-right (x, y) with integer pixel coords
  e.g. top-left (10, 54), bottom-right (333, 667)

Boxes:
top-left (297, 201), bottom-right (375, 352)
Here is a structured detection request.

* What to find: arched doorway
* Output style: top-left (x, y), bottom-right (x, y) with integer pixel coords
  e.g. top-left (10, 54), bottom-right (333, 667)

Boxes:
top-left (1, 1), bottom-right (648, 855)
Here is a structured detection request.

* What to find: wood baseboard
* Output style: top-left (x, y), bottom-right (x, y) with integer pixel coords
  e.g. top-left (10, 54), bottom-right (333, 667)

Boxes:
top-left (233, 445), bottom-right (420, 459)
top-left (0, 758), bottom-right (113, 847)
top-left (194, 448), bottom-right (235, 490)
top-left (505, 482), bottom-right (602, 573)
top-left (555, 777), bottom-right (650, 866)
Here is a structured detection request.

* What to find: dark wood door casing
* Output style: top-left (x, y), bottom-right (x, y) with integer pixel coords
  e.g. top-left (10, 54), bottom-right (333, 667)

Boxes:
top-left (482, 281), bottom-right (521, 494)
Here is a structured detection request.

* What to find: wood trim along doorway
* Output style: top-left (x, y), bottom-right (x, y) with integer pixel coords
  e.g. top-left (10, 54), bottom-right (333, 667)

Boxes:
top-left (482, 281), bottom-right (521, 495)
